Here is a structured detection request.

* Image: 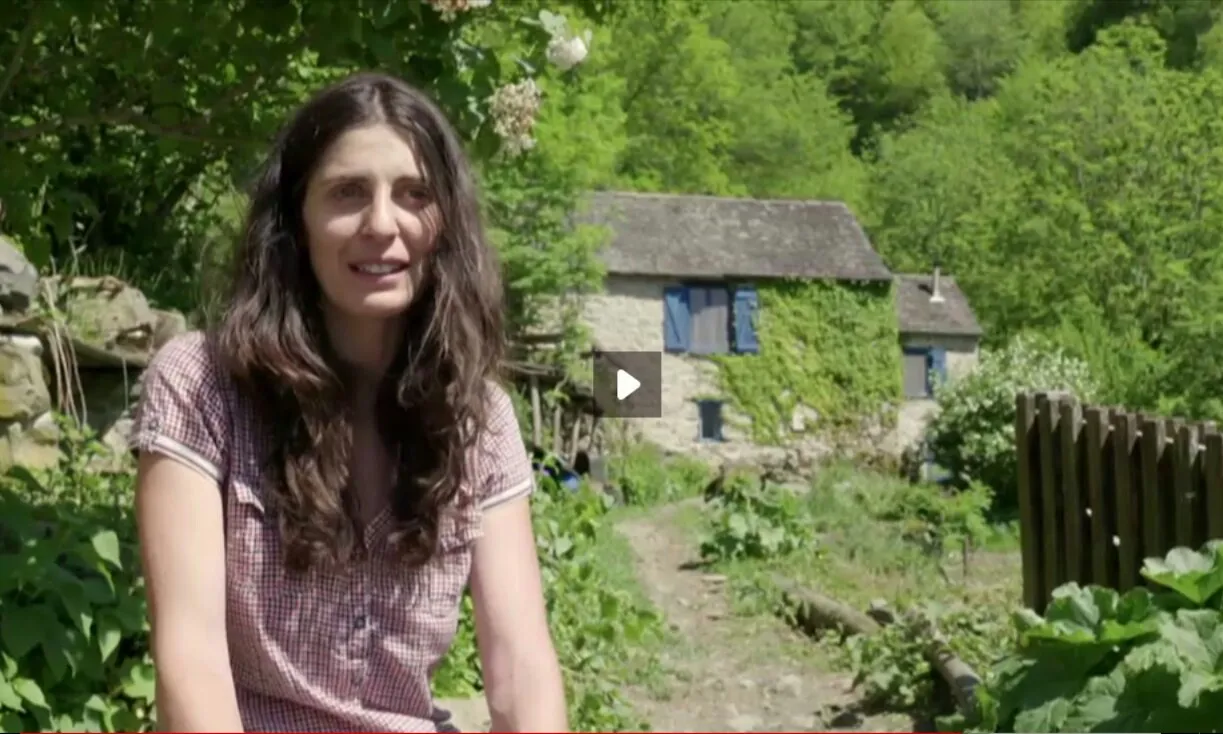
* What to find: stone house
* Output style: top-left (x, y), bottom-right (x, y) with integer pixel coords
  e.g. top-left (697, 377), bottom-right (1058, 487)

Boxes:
top-left (577, 191), bottom-right (983, 463)
top-left (578, 191), bottom-right (883, 462)
top-left (893, 271), bottom-right (983, 452)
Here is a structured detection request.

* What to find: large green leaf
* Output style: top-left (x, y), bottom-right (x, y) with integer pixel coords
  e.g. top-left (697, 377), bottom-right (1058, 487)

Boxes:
top-left (10, 678), bottom-right (46, 710)
top-left (89, 530), bottom-right (123, 571)
top-left (1020, 584), bottom-right (1160, 649)
top-left (1142, 544), bottom-right (1223, 606)
top-left (0, 605), bottom-right (49, 660)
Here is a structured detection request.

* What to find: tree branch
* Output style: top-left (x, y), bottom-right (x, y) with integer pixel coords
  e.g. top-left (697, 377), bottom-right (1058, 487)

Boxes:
top-left (0, 110), bottom-right (257, 145)
top-left (0, 2), bottom-right (42, 111)
top-left (1, 68), bottom-right (274, 146)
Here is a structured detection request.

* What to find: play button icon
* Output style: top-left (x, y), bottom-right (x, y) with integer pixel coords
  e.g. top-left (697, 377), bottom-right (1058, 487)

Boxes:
top-left (592, 351), bottom-right (662, 418)
top-left (616, 369), bottom-right (641, 401)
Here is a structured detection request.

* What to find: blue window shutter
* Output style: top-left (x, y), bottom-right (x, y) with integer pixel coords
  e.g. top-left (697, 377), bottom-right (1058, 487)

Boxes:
top-left (663, 286), bottom-right (691, 353)
top-left (732, 286), bottom-right (759, 354)
top-left (927, 347), bottom-right (947, 395)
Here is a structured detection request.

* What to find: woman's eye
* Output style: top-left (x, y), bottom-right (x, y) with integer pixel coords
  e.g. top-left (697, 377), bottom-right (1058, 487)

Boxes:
top-left (334, 182), bottom-right (365, 199)
top-left (400, 187), bottom-right (431, 202)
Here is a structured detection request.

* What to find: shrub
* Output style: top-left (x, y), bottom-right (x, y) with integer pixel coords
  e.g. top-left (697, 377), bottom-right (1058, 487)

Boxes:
top-left (926, 335), bottom-right (1096, 510)
top-left (0, 421), bottom-right (153, 733)
top-left (878, 479), bottom-right (994, 560)
top-left (608, 442), bottom-right (713, 507)
top-left (700, 470), bottom-right (814, 562)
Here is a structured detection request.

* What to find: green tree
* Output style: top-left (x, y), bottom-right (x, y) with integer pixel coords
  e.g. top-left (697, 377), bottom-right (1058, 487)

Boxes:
top-left (601, 2), bottom-right (742, 195)
top-left (599, 1), bottom-right (866, 204)
top-left (789, 0), bottom-right (947, 152)
top-left (0, 0), bottom-right (614, 330)
top-left (870, 23), bottom-right (1223, 417)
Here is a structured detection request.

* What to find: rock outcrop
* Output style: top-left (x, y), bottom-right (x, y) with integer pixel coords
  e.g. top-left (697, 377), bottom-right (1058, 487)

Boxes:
top-left (0, 233), bottom-right (187, 471)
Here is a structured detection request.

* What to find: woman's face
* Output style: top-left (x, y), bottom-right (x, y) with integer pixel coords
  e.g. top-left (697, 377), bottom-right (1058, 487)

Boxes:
top-left (302, 123), bottom-right (442, 322)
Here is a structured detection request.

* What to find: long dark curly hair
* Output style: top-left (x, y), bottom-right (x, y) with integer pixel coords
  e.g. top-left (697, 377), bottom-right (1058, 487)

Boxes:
top-left (215, 72), bottom-right (505, 573)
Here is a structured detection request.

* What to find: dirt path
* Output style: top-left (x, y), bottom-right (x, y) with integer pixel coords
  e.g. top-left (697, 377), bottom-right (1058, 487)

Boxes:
top-left (615, 502), bottom-right (914, 733)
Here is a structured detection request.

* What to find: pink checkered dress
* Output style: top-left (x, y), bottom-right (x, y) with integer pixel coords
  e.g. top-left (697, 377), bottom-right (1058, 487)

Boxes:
top-left (131, 332), bottom-right (534, 732)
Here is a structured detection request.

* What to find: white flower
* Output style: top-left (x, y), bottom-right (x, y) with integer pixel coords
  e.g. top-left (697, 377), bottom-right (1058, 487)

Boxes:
top-left (546, 33), bottom-right (589, 72)
top-left (425, 0), bottom-right (488, 21)
top-left (488, 79), bottom-right (542, 156)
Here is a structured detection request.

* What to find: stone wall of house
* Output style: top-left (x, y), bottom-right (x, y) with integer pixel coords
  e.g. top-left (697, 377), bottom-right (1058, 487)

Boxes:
top-left (891, 333), bottom-right (980, 453)
top-left (583, 275), bottom-right (984, 467)
top-left (0, 235), bottom-right (186, 471)
top-left (582, 274), bottom-right (826, 468)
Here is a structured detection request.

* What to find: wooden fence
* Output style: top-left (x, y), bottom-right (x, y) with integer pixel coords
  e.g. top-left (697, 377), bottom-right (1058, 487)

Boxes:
top-left (1015, 392), bottom-right (1223, 612)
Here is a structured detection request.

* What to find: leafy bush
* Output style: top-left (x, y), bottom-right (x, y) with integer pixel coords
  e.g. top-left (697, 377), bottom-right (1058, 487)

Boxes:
top-left (608, 442), bottom-right (712, 507)
top-left (433, 470), bottom-right (665, 732)
top-left (533, 481), bottom-right (664, 730)
top-left (973, 542), bottom-right (1223, 733)
top-left (700, 470), bottom-right (814, 562)
top-left (926, 335), bottom-right (1097, 509)
top-left (0, 421), bottom-right (153, 733)
top-left (843, 600), bottom-right (1014, 715)
top-left (878, 479), bottom-right (994, 566)
top-left (844, 614), bottom-right (935, 711)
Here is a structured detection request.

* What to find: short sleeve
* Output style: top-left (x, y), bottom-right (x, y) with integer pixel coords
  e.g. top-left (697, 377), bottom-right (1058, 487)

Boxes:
top-left (472, 382), bottom-right (534, 510)
top-left (130, 332), bottom-right (229, 483)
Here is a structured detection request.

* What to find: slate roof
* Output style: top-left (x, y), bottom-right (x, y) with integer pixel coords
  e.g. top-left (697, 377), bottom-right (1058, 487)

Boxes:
top-left (894, 273), bottom-right (983, 338)
top-left (579, 191), bottom-right (893, 281)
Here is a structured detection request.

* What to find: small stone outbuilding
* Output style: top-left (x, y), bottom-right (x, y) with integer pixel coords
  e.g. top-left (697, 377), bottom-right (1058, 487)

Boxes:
top-left (893, 271), bottom-right (983, 451)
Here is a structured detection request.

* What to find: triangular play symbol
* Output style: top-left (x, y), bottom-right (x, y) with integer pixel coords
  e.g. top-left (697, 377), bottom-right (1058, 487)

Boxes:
top-left (616, 369), bottom-right (641, 400)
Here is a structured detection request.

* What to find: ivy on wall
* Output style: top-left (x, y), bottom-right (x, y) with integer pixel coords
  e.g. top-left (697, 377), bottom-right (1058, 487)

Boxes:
top-left (713, 278), bottom-right (903, 446)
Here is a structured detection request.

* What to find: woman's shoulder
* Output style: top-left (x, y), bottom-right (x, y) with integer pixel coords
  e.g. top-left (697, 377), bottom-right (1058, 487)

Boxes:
top-left (132, 331), bottom-right (237, 470)
top-left (478, 379), bottom-right (522, 439)
top-left (145, 330), bottom-right (227, 393)
top-left (482, 378), bottom-right (515, 414)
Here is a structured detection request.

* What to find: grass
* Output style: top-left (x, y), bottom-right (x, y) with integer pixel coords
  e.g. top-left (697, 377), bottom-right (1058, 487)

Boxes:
top-left (605, 442), bottom-right (714, 507)
top-left (690, 462), bottom-right (1024, 683)
top-left (598, 506), bottom-right (663, 609)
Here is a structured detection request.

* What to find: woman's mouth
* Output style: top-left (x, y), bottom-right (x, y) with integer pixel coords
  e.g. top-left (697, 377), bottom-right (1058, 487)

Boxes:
top-left (350, 261), bottom-right (408, 276)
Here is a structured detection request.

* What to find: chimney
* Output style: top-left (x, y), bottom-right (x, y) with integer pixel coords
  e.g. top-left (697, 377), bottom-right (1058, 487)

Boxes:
top-left (930, 260), bottom-right (945, 304)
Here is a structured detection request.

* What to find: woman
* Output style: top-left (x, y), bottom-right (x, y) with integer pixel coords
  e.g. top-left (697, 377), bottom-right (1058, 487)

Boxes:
top-left (132, 72), bottom-right (567, 733)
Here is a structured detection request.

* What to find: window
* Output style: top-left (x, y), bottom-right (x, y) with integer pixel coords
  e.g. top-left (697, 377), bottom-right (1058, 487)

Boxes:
top-left (690, 285), bottom-right (730, 354)
top-left (902, 346), bottom-right (948, 398)
top-left (697, 399), bottom-right (724, 441)
top-left (663, 283), bottom-right (759, 355)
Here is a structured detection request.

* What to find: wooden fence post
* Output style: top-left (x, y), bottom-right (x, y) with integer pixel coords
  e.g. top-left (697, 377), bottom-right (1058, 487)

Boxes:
top-left (1140, 418), bottom-right (1167, 563)
top-left (1084, 406), bottom-right (1115, 589)
top-left (1174, 423), bottom-right (1200, 548)
top-left (1015, 393), bottom-right (1042, 610)
top-left (1038, 394), bottom-right (1064, 596)
top-left (1060, 400), bottom-right (1085, 585)
top-left (1112, 412), bottom-right (1139, 591)
top-left (1207, 432), bottom-right (1223, 540)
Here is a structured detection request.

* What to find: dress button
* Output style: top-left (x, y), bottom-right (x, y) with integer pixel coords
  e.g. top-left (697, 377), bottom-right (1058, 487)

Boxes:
top-left (354, 615), bottom-right (367, 631)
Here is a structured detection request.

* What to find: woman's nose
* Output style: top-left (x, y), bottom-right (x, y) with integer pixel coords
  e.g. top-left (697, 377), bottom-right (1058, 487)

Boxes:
top-left (364, 193), bottom-right (398, 238)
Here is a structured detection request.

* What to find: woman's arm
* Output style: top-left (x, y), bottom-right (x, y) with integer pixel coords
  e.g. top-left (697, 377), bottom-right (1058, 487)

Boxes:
top-left (469, 496), bottom-right (567, 732)
top-left (136, 452), bottom-right (244, 732)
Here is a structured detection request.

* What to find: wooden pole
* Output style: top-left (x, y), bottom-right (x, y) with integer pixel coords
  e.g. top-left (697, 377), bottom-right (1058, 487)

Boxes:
top-left (530, 377), bottom-right (542, 447)
top-left (568, 411), bottom-right (582, 462)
